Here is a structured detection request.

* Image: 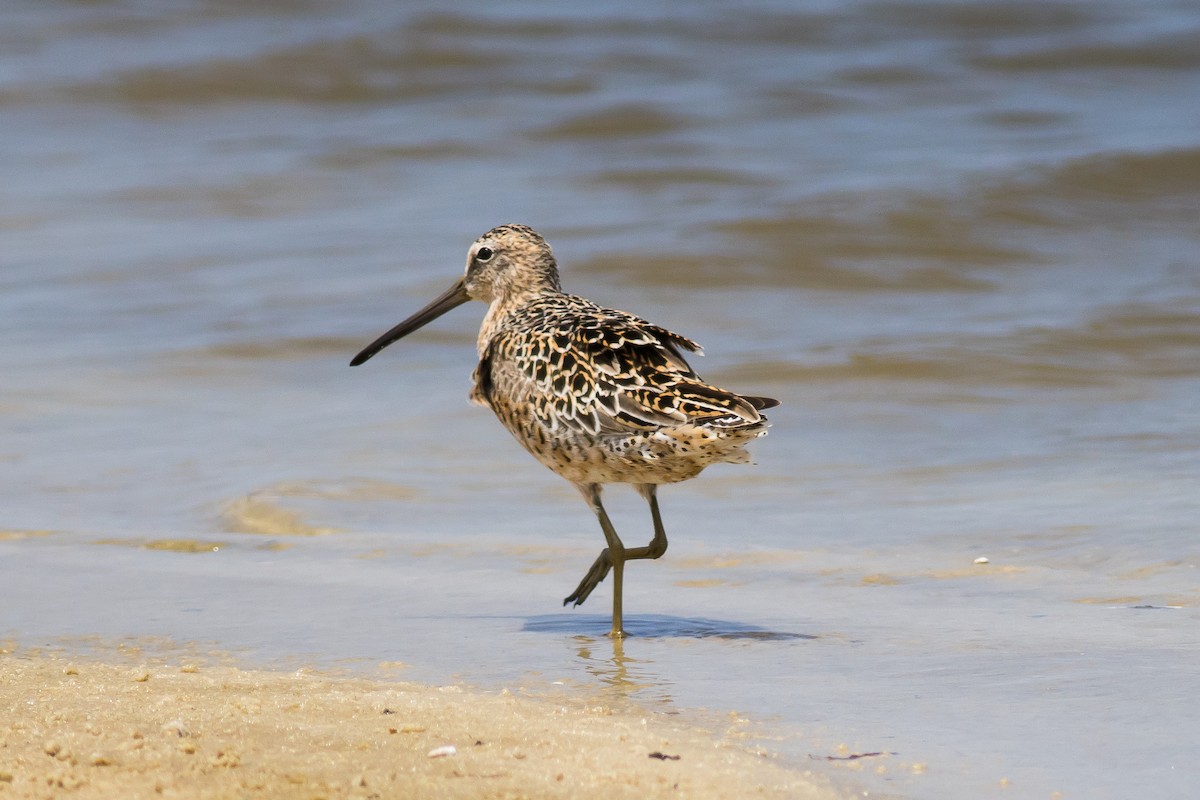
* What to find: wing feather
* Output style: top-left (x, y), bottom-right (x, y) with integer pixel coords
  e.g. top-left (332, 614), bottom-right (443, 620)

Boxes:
top-left (477, 296), bottom-right (771, 439)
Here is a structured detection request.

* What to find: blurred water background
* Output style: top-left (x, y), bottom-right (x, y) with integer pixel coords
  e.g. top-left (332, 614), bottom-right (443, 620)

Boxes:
top-left (3, 2), bottom-right (1199, 797)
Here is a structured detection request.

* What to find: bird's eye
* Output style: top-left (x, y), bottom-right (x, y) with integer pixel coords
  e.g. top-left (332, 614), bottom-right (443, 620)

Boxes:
top-left (476, 246), bottom-right (494, 262)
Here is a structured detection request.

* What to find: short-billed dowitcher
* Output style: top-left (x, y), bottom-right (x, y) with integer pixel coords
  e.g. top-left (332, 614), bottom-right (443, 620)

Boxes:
top-left (351, 224), bottom-right (777, 636)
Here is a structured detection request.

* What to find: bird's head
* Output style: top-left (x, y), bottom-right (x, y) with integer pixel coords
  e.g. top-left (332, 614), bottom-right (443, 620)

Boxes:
top-left (349, 224), bottom-right (560, 366)
top-left (463, 223), bottom-right (561, 303)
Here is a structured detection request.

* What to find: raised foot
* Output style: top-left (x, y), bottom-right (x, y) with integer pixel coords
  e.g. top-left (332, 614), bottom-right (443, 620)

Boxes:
top-left (562, 549), bottom-right (611, 608)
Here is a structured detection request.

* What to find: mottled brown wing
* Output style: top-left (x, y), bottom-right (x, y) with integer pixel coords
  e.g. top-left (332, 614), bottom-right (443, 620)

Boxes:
top-left (477, 302), bottom-right (768, 438)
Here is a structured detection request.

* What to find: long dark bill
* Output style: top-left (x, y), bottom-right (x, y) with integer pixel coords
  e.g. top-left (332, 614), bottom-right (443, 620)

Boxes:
top-left (349, 278), bottom-right (470, 366)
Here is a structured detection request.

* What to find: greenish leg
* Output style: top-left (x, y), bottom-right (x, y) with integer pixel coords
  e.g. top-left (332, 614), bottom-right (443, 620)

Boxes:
top-left (562, 483), bottom-right (669, 638)
top-left (627, 484), bottom-right (669, 561)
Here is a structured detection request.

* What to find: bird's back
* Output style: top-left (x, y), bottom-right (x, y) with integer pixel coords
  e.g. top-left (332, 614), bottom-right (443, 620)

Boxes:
top-left (472, 292), bottom-right (778, 486)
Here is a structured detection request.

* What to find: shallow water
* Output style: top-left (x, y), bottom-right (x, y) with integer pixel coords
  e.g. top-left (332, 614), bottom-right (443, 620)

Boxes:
top-left (3, 2), bottom-right (1199, 797)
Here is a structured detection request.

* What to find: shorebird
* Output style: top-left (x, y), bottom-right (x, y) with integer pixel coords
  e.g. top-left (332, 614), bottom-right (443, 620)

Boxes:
top-left (351, 224), bottom-right (777, 636)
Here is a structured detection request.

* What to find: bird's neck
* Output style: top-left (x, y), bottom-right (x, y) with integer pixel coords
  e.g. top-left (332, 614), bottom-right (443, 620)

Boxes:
top-left (476, 287), bottom-right (559, 357)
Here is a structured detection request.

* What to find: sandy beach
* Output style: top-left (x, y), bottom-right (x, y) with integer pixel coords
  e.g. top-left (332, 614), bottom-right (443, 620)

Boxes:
top-left (0, 646), bottom-right (846, 800)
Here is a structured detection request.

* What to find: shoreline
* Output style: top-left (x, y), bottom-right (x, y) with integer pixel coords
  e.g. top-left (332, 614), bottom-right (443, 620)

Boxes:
top-left (0, 644), bottom-right (847, 800)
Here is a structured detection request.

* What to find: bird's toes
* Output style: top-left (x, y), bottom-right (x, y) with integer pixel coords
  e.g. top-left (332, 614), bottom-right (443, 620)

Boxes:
top-left (563, 581), bottom-right (595, 607)
top-left (563, 573), bottom-right (603, 607)
top-left (562, 551), bottom-right (611, 609)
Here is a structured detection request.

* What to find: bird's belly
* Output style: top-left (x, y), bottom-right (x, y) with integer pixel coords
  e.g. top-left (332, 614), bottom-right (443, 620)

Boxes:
top-left (492, 407), bottom-right (758, 486)
top-left (525, 433), bottom-right (707, 485)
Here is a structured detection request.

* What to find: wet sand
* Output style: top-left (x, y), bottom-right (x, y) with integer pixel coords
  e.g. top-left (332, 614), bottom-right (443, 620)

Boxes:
top-left (0, 647), bottom-right (844, 800)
